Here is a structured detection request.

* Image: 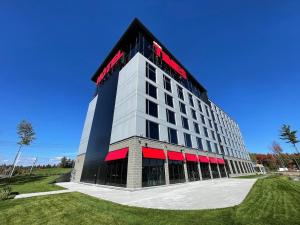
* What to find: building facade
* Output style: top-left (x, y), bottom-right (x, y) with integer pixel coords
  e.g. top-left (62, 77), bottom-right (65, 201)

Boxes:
top-left (73, 19), bottom-right (254, 189)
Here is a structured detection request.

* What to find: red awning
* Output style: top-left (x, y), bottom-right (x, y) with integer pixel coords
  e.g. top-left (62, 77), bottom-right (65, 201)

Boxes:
top-left (167, 151), bottom-right (184, 161)
top-left (185, 153), bottom-right (198, 162)
top-left (209, 157), bottom-right (218, 164)
top-left (198, 156), bottom-right (209, 163)
top-left (142, 147), bottom-right (166, 160)
top-left (104, 147), bottom-right (129, 161)
top-left (217, 158), bottom-right (225, 164)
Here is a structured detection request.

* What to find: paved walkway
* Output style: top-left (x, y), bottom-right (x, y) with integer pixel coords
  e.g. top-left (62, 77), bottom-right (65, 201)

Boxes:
top-left (15, 190), bottom-right (73, 199)
top-left (57, 178), bottom-right (257, 210)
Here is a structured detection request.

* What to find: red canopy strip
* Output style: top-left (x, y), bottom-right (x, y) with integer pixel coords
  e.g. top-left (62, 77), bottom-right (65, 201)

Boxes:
top-left (142, 147), bottom-right (166, 160)
top-left (104, 147), bottom-right (129, 161)
top-left (185, 153), bottom-right (198, 162)
top-left (209, 157), bottom-right (218, 164)
top-left (167, 151), bottom-right (184, 161)
top-left (198, 156), bottom-right (209, 163)
top-left (217, 158), bottom-right (225, 164)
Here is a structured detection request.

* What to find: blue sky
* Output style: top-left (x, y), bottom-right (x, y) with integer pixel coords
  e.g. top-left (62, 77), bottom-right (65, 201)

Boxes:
top-left (0, 1), bottom-right (300, 165)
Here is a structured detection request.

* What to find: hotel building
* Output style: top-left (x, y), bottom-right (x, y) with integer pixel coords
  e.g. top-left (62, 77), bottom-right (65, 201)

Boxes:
top-left (73, 18), bottom-right (254, 188)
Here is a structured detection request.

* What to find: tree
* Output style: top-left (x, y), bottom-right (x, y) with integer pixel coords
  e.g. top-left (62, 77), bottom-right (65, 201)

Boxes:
top-left (59, 156), bottom-right (74, 168)
top-left (9, 120), bottom-right (36, 177)
top-left (270, 141), bottom-right (286, 168)
top-left (280, 124), bottom-right (299, 153)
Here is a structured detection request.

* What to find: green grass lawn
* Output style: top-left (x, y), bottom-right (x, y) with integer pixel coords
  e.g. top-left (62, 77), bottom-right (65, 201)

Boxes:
top-left (234, 174), bottom-right (266, 179)
top-left (0, 168), bottom-right (71, 194)
top-left (0, 175), bottom-right (299, 225)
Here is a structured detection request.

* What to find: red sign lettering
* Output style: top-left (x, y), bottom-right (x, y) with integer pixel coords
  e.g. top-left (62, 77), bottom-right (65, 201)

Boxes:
top-left (153, 42), bottom-right (187, 80)
top-left (96, 50), bottom-right (124, 85)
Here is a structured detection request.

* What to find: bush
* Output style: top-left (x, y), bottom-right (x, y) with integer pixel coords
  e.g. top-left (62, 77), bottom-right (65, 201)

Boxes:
top-left (0, 185), bottom-right (12, 201)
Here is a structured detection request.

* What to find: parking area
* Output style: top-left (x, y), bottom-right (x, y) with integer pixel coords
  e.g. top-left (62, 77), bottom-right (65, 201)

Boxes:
top-left (57, 178), bottom-right (257, 210)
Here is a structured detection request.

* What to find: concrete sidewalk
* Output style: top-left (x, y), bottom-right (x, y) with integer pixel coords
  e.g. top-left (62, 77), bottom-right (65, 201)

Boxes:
top-left (15, 190), bottom-right (73, 199)
top-left (57, 178), bottom-right (257, 210)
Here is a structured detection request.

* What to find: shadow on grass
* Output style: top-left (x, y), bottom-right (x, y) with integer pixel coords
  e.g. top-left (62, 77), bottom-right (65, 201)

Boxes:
top-left (0, 175), bottom-right (46, 186)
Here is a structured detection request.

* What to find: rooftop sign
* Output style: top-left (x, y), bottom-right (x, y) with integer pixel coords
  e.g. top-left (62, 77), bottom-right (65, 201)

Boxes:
top-left (96, 50), bottom-right (124, 85)
top-left (153, 41), bottom-right (187, 80)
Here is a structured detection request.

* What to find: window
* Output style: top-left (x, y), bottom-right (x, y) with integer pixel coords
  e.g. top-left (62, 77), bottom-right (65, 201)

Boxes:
top-left (208, 119), bottom-right (213, 128)
top-left (164, 93), bottom-right (173, 108)
top-left (181, 116), bottom-right (189, 130)
top-left (146, 82), bottom-right (157, 99)
top-left (179, 102), bottom-right (186, 114)
top-left (214, 143), bottom-right (219, 153)
top-left (188, 94), bottom-right (194, 107)
top-left (191, 109), bottom-right (197, 120)
top-left (196, 137), bottom-right (203, 150)
top-left (177, 85), bottom-right (184, 100)
top-left (163, 75), bottom-right (172, 92)
top-left (203, 127), bottom-right (209, 138)
top-left (201, 115), bottom-right (206, 125)
top-left (166, 109), bottom-right (176, 125)
top-left (146, 62), bottom-right (156, 82)
top-left (206, 140), bottom-right (212, 152)
top-left (142, 158), bottom-right (165, 187)
top-left (211, 130), bottom-right (216, 140)
top-left (184, 133), bottom-right (192, 148)
top-left (197, 100), bottom-right (202, 112)
top-left (146, 99), bottom-right (158, 118)
top-left (168, 128), bottom-right (178, 144)
top-left (146, 120), bottom-right (159, 140)
top-left (193, 122), bottom-right (200, 134)
top-left (205, 106), bottom-right (210, 117)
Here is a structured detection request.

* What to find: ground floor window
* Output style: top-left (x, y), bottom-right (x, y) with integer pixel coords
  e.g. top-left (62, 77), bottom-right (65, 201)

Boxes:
top-left (239, 161), bottom-right (244, 173)
top-left (186, 162), bottom-right (200, 181)
top-left (200, 162), bottom-right (211, 179)
top-left (230, 160), bottom-right (236, 174)
top-left (235, 161), bottom-right (241, 173)
top-left (105, 159), bottom-right (127, 187)
top-left (168, 160), bottom-right (185, 184)
top-left (225, 160), bottom-right (231, 175)
top-left (142, 158), bottom-right (165, 187)
top-left (210, 163), bottom-right (220, 178)
top-left (219, 164), bottom-right (227, 177)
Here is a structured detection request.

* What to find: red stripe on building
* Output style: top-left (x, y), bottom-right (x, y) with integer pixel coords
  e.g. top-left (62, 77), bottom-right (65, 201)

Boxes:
top-left (209, 157), bottom-right (218, 164)
top-left (142, 147), bottom-right (166, 160)
top-left (198, 156), bottom-right (209, 163)
top-left (104, 147), bottom-right (128, 161)
top-left (167, 151), bottom-right (184, 161)
top-left (185, 153), bottom-right (198, 162)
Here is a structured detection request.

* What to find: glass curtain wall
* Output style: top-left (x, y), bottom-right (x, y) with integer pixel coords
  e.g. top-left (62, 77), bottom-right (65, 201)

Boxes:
top-left (105, 159), bottom-right (128, 187)
top-left (168, 160), bottom-right (185, 184)
top-left (210, 163), bottom-right (220, 178)
top-left (200, 162), bottom-right (211, 179)
top-left (186, 162), bottom-right (200, 181)
top-left (219, 164), bottom-right (227, 177)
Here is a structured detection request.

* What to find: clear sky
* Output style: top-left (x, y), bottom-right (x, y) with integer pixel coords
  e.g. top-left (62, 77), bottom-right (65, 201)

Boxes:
top-left (0, 1), bottom-right (300, 165)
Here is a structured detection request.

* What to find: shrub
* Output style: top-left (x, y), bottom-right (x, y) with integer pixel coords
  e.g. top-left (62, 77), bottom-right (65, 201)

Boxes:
top-left (0, 185), bottom-right (12, 201)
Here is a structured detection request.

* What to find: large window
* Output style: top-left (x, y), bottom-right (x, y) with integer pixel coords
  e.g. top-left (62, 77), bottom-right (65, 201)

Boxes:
top-left (204, 127), bottom-right (209, 137)
top-left (163, 75), bottom-right (172, 92)
top-left (194, 122), bottom-right (200, 134)
top-left (146, 82), bottom-right (157, 99)
top-left (211, 130), bottom-right (216, 140)
top-left (146, 120), bottom-right (159, 140)
top-left (210, 163), bottom-right (220, 178)
top-left (168, 160), bottom-right (185, 184)
top-left (179, 102), bottom-right (186, 114)
top-left (205, 106), bottom-right (210, 117)
top-left (201, 115), bottom-right (206, 125)
top-left (198, 100), bottom-right (203, 112)
top-left (188, 93), bottom-right (194, 107)
top-left (105, 159), bottom-right (128, 187)
top-left (146, 99), bottom-right (158, 118)
top-left (219, 164), bottom-right (227, 177)
top-left (208, 119), bottom-right (213, 128)
top-left (200, 162), bottom-right (211, 179)
top-left (165, 93), bottom-right (173, 108)
top-left (206, 140), bottom-right (212, 152)
top-left (177, 85), bottom-right (184, 100)
top-left (191, 109), bottom-right (197, 120)
top-left (184, 133), bottom-right (192, 148)
top-left (181, 116), bottom-right (189, 130)
top-left (166, 109), bottom-right (176, 125)
top-left (146, 62), bottom-right (156, 82)
top-left (168, 128), bottom-right (178, 144)
top-left (187, 162), bottom-right (200, 181)
top-left (197, 137), bottom-right (203, 150)
top-left (214, 143), bottom-right (219, 154)
top-left (230, 160), bottom-right (236, 174)
top-left (235, 161), bottom-right (241, 173)
top-left (142, 158), bottom-right (165, 187)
